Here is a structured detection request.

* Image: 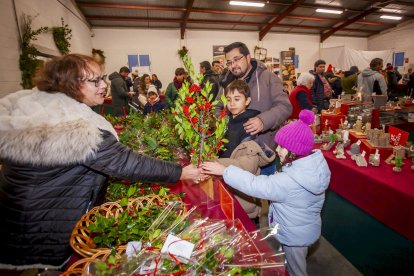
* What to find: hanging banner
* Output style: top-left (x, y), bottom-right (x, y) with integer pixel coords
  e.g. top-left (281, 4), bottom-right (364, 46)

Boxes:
top-left (280, 50), bottom-right (295, 81)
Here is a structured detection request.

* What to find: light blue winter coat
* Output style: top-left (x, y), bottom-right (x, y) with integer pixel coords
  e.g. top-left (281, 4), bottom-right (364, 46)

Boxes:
top-left (223, 149), bottom-right (331, 246)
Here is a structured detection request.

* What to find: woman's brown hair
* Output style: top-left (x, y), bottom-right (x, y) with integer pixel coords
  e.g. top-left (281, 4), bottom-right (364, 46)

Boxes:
top-left (34, 54), bottom-right (100, 102)
top-left (139, 74), bottom-right (150, 91)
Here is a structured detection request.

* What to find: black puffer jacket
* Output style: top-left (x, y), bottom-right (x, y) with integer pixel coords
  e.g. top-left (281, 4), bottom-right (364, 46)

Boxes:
top-left (0, 90), bottom-right (182, 270)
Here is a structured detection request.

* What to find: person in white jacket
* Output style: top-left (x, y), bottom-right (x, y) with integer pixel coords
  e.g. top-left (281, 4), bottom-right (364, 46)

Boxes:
top-left (202, 109), bottom-right (331, 276)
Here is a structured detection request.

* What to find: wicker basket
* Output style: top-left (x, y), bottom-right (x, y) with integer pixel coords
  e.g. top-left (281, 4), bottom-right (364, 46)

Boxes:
top-left (70, 194), bottom-right (185, 258)
top-left (62, 250), bottom-right (119, 276)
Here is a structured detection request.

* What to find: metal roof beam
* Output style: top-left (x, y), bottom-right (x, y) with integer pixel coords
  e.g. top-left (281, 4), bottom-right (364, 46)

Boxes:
top-left (181, 0), bottom-right (195, 39)
top-left (190, 8), bottom-right (388, 26)
top-left (85, 16), bottom-right (376, 33)
top-left (259, 0), bottom-right (306, 41)
top-left (76, 2), bottom-right (186, 12)
top-left (320, 8), bottom-right (379, 42)
top-left (76, 1), bottom-right (414, 18)
top-left (393, 0), bottom-right (414, 7)
top-left (75, 3), bottom-right (398, 27)
top-left (320, 0), bottom-right (392, 42)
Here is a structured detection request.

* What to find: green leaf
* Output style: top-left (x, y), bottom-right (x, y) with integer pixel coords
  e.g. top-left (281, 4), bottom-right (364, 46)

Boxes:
top-left (159, 187), bottom-right (167, 195)
top-left (127, 185), bottom-right (137, 197)
top-left (119, 197), bottom-right (128, 207)
top-left (108, 255), bottom-right (116, 265)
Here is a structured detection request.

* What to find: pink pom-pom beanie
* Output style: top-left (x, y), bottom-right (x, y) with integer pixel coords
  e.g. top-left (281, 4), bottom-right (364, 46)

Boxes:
top-left (274, 109), bottom-right (315, 156)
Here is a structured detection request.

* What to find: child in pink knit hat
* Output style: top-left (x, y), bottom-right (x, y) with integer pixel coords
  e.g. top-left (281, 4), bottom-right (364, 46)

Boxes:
top-left (202, 109), bottom-right (331, 276)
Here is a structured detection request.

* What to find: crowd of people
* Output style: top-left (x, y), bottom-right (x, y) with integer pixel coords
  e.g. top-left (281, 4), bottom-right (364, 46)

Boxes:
top-left (284, 58), bottom-right (413, 115)
top-left (106, 41), bottom-right (414, 123)
top-left (109, 50), bottom-right (413, 122)
top-left (2, 40), bottom-right (413, 276)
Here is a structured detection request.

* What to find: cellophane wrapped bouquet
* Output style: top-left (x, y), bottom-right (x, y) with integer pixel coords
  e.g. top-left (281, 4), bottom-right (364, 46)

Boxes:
top-left (91, 216), bottom-right (285, 275)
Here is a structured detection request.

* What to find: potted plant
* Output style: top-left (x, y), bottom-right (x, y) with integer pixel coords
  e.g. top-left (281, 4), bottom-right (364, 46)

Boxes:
top-left (52, 17), bottom-right (72, 55)
top-left (18, 14), bottom-right (48, 89)
top-left (177, 46), bottom-right (188, 58)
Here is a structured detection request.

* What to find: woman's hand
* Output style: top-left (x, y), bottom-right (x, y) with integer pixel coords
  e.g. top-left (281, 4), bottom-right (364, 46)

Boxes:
top-left (180, 164), bottom-right (202, 183)
top-left (201, 162), bottom-right (226, 176)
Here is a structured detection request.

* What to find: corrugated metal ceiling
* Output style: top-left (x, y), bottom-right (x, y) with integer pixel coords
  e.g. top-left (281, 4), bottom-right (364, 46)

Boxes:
top-left (75, 0), bottom-right (414, 42)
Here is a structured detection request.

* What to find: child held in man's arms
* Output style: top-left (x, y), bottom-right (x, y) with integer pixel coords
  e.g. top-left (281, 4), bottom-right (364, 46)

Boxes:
top-left (143, 85), bottom-right (166, 115)
top-left (217, 79), bottom-right (275, 222)
top-left (202, 109), bottom-right (331, 276)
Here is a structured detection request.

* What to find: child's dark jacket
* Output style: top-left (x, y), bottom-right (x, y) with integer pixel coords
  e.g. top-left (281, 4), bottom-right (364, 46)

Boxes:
top-left (221, 109), bottom-right (260, 158)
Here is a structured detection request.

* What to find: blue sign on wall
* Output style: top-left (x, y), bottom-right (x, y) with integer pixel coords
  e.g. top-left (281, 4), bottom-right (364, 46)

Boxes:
top-left (127, 54), bottom-right (151, 71)
top-left (294, 55), bottom-right (299, 69)
top-left (127, 55), bottom-right (139, 71)
top-left (393, 52), bottom-right (404, 67)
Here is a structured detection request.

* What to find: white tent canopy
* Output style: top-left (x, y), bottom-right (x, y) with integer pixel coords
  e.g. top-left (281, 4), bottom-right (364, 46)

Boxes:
top-left (321, 46), bottom-right (393, 72)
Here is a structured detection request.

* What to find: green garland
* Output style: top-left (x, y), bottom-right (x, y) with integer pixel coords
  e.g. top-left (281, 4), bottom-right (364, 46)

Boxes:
top-left (105, 111), bottom-right (184, 162)
top-left (53, 17), bottom-right (72, 55)
top-left (178, 46), bottom-right (188, 58)
top-left (18, 14), bottom-right (48, 89)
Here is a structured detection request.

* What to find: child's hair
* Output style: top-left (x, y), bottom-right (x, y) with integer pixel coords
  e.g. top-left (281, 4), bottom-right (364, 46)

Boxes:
top-left (278, 151), bottom-right (297, 171)
top-left (175, 67), bottom-right (186, 76)
top-left (225, 79), bottom-right (250, 98)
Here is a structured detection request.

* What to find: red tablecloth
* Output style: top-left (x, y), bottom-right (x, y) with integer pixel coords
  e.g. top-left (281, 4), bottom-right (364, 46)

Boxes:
top-left (321, 149), bottom-right (414, 241)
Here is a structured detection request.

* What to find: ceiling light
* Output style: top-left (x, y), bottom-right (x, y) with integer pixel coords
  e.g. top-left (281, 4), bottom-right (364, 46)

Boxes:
top-left (229, 1), bottom-right (265, 8)
top-left (316, 8), bottom-right (343, 14)
top-left (380, 15), bottom-right (402, 20)
top-left (380, 8), bottom-right (401, 13)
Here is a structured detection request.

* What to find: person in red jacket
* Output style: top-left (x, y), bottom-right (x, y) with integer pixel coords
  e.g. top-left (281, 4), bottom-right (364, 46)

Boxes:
top-left (289, 72), bottom-right (316, 119)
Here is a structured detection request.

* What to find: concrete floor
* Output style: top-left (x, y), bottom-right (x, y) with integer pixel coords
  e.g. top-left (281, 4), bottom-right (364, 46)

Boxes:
top-left (307, 236), bottom-right (362, 276)
top-left (259, 214), bottom-right (361, 276)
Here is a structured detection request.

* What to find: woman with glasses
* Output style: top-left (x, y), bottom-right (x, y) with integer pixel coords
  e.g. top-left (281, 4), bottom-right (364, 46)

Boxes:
top-left (0, 54), bottom-right (202, 272)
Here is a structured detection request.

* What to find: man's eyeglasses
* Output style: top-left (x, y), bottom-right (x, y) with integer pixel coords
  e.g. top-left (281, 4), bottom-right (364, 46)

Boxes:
top-left (86, 75), bottom-right (107, 87)
top-left (226, 55), bottom-right (245, 67)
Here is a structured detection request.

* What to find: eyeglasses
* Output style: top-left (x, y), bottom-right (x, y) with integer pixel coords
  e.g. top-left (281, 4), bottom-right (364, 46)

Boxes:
top-left (86, 75), bottom-right (107, 87)
top-left (226, 55), bottom-right (245, 67)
